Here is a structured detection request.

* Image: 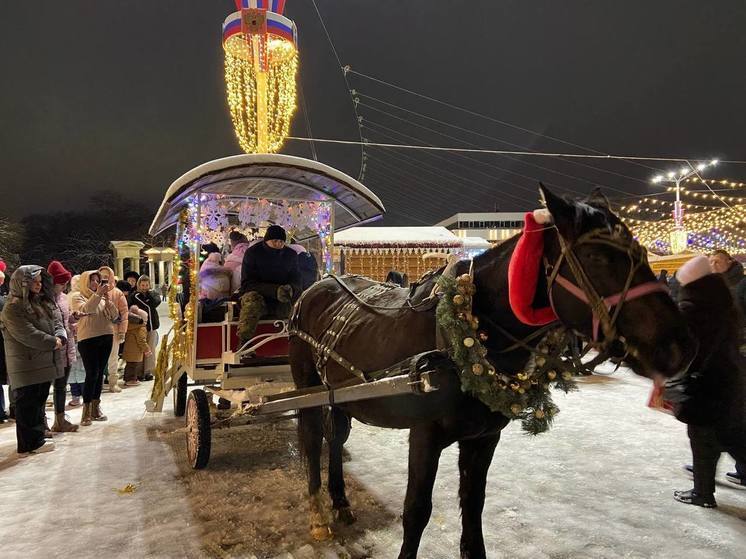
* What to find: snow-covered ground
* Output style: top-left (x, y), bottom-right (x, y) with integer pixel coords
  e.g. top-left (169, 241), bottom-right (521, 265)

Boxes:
top-left (1, 316), bottom-right (744, 558)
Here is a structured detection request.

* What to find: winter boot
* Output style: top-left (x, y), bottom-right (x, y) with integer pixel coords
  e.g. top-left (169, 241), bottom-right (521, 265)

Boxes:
top-left (51, 412), bottom-right (79, 433)
top-left (109, 372), bottom-right (122, 393)
top-left (91, 399), bottom-right (108, 422)
top-left (43, 414), bottom-right (54, 438)
top-left (725, 471), bottom-right (746, 486)
top-left (673, 489), bottom-right (717, 508)
top-left (80, 403), bottom-right (93, 426)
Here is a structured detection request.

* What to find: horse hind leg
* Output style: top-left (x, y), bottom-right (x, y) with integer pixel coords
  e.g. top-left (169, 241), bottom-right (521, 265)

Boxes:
top-left (290, 338), bottom-right (332, 541)
top-left (326, 406), bottom-right (355, 525)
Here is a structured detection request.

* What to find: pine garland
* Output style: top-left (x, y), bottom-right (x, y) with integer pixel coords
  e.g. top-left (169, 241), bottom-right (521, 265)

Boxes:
top-left (436, 274), bottom-right (577, 435)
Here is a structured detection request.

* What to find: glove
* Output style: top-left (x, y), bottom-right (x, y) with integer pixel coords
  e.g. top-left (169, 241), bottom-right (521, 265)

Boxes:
top-left (276, 284), bottom-right (293, 303)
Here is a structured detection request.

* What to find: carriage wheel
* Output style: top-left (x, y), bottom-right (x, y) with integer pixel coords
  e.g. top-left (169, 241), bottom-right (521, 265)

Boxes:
top-left (186, 389), bottom-right (211, 469)
top-left (173, 372), bottom-right (187, 417)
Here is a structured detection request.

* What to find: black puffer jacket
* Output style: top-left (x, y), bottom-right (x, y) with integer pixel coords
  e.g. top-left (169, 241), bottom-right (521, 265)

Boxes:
top-left (669, 273), bottom-right (746, 442)
top-left (240, 242), bottom-right (301, 301)
top-left (129, 290), bottom-right (161, 331)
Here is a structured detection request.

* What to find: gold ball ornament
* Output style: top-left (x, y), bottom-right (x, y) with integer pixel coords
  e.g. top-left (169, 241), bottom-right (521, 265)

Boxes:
top-left (535, 409), bottom-right (545, 419)
top-left (547, 370), bottom-right (557, 380)
top-left (463, 337), bottom-right (475, 348)
top-left (536, 357), bottom-right (546, 367)
top-left (562, 371), bottom-right (573, 381)
top-left (453, 294), bottom-right (465, 306)
top-left (458, 274), bottom-right (472, 284)
top-left (510, 403), bottom-right (523, 415)
top-left (472, 363), bottom-right (484, 375)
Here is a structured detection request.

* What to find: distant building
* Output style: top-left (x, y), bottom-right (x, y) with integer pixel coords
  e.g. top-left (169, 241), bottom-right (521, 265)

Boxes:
top-left (435, 212), bottom-right (525, 243)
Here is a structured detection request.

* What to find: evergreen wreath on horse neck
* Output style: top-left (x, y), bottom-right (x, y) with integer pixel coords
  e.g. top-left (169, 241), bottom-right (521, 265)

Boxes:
top-left (435, 271), bottom-right (577, 435)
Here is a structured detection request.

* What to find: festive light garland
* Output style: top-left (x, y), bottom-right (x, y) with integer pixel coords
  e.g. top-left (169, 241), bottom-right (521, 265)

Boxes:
top-left (436, 273), bottom-right (577, 435)
top-left (223, 4), bottom-right (298, 154)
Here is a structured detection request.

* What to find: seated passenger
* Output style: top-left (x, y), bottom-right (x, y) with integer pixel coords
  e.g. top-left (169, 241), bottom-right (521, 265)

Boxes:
top-left (289, 241), bottom-right (320, 291)
top-left (238, 225), bottom-right (300, 346)
top-left (199, 251), bottom-right (232, 301)
top-left (224, 231), bottom-right (252, 294)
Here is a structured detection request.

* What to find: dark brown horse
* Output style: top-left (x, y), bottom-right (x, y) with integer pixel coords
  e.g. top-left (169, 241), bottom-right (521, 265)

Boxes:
top-left (289, 185), bottom-right (695, 559)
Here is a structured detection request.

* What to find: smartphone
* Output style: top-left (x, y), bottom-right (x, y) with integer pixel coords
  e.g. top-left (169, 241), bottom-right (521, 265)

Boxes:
top-left (101, 279), bottom-right (109, 285)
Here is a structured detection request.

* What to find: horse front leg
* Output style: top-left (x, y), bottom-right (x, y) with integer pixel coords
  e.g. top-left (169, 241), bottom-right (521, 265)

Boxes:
top-left (458, 433), bottom-right (500, 559)
top-left (290, 339), bottom-right (332, 541)
top-left (300, 406), bottom-right (332, 540)
top-left (398, 425), bottom-right (445, 559)
top-left (327, 406), bottom-right (355, 524)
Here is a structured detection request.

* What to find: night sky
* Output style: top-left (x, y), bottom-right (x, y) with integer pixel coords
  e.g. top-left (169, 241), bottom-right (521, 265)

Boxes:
top-left (1, 1), bottom-right (745, 224)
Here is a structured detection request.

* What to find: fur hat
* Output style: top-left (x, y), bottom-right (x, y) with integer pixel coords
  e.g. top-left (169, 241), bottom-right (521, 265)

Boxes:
top-left (677, 255), bottom-right (713, 286)
top-left (124, 271), bottom-right (140, 282)
top-left (264, 225), bottom-right (287, 242)
top-left (47, 260), bottom-right (72, 285)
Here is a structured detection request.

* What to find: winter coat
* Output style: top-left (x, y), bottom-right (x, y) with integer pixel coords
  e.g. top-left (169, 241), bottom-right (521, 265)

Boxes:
top-left (0, 265), bottom-right (66, 389)
top-left (129, 290), bottom-right (161, 331)
top-left (53, 290), bottom-right (76, 368)
top-left (0, 295), bottom-right (6, 386)
top-left (199, 253), bottom-right (232, 300)
top-left (70, 270), bottom-right (119, 342)
top-left (289, 244), bottom-right (320, 291)
top-left (666, 273), bottom-right (746, 441)
top-left (225, 241), bottom-right (252, 293)
top-left (123, 309), bottom-right (150, 363)
top-left (99, 266), bottom-right (129, 337)
top-left (240, 241), bottom-right (301, 302)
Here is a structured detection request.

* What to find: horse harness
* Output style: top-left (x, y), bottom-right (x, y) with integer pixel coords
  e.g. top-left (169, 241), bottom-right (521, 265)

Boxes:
top-left (544, 224), bottom-right (668, 357)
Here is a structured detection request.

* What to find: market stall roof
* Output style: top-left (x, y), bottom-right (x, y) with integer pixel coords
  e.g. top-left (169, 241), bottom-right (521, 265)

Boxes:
top-left (334, 226), bottom-right (462, 248)
top-left (149, 154), bottom-right (385, 236)
top-left (461, 237), bottom-right (492, 250)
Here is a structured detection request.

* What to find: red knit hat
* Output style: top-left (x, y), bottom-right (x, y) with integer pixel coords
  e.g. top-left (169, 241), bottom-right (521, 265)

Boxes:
top-left (0, 260), bottom-right (6, 273)
top-left (47, 260), bottom-right (72, 285)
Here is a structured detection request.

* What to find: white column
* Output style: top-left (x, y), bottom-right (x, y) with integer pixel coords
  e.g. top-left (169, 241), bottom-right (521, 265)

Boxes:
top-left (115, 258), bottom-right (124, 280)
top-left (158, 261), bottom-right (165, 286)
top-left (148, 261), bottom-right (155, 281)
top-left (166, 261), bottom-right (174, 284)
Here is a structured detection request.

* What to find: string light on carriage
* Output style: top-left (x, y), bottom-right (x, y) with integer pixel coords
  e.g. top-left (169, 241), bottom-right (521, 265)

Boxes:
top-left (222, 1), bottom-right (298, 154)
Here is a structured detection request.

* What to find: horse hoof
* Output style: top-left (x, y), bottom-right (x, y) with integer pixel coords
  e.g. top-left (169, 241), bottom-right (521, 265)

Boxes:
top-left (310, 524), bottom-right (333, 541)
top-left (334, 506), bottom-right (356, 525)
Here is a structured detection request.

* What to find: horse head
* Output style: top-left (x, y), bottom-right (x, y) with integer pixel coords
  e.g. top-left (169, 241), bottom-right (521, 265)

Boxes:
top-left (539, 184), bottom-right (695, 380)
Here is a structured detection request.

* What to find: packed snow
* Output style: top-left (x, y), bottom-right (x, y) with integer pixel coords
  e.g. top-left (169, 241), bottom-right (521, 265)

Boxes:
top-left (1, 311), bottom-right (744, 558)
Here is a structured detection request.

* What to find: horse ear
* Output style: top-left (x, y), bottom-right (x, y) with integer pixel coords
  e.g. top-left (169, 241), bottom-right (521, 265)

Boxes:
top-left (538, 183), bottom-right (577, 239)
top-left (586, 187), bottom-right (611, 209)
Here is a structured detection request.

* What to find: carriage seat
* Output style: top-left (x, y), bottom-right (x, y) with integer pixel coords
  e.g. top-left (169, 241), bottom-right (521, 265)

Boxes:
top-left (197, 297), bottom-right (287, 324)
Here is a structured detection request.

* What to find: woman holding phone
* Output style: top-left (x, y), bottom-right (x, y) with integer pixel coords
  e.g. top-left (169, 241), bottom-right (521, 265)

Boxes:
top-left (70, 270), bottom-right (118, 426)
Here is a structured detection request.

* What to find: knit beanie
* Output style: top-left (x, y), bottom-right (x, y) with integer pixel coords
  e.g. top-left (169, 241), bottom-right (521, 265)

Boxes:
top-left (47, 260), bottom-right (72, 285)
top-left (264, 225), bottom-right (287, 242)
top-left (677, 255), bottom-right (713, 286)
top-left (0, 260), bottom-right (6, 272)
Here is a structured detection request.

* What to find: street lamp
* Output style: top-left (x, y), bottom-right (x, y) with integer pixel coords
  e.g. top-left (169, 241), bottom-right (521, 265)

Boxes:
top-left (651, 160), bottom-right (718, 254)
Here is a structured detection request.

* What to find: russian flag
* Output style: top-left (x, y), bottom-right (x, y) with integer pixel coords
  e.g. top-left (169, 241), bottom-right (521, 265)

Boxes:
top-left (223, 12), bottom-right (242, 41)
top-left (236, 0), bottom-right (285, 13)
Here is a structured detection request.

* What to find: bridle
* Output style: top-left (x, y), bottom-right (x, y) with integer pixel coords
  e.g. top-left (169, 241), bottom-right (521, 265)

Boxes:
top-left (545, 224), bottom-right (668, 356)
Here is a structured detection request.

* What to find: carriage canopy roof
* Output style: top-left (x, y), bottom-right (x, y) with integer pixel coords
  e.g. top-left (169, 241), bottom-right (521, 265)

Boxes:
top-left (149, 154), bottom-right (385, 236)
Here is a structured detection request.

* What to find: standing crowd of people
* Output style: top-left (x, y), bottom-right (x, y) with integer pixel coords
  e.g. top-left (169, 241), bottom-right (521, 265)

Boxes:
top-left (0, 257), bottom-right (161, 455)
